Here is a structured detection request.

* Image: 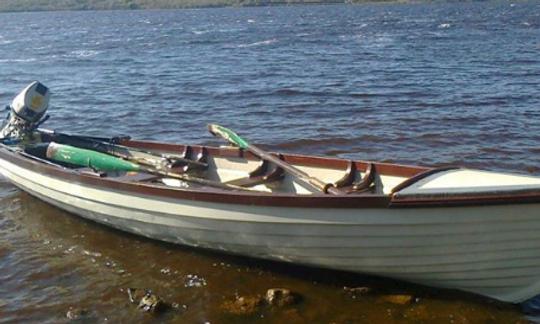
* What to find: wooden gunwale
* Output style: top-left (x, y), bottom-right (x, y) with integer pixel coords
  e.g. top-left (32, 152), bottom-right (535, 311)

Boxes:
top-left (390, 166), bottom-right (460, 194)
top-left (390, 190), bottom-right (540, 208)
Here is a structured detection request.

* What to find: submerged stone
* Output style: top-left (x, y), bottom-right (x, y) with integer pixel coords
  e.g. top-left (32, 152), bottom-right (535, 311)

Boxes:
top-left (171, 302), bottom-right (188, 312)
top-left (138, 291), bottom-right (166, 313)
top-left (127, 288), bottom-right (168, 313)
top-left (184, 274), bottom-right (207, 287)
top-left (82, 250), bottom-right (102, 258)
top-left (265, 288), bottom-right (300, 307)
top-left (66, 307), bottom-right (88, 320)
top-left (222, 288), bottom-right (302, 315)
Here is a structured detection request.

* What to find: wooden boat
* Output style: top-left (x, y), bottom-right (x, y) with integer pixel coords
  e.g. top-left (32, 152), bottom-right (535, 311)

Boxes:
top-left (1, 128), bottom-right (540, 306)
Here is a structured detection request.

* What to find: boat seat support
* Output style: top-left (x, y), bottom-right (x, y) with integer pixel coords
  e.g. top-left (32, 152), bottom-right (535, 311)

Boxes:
top-left (333, 160), bottom-right (357, 188)
top-left (225, 155), bottom-right (285, 187)
top-left (331, 161), bottom-right (376, 193)
top-left (349, 163), bottom-right (376, 193)
top-left (169, 146), bottom-right (208, 173)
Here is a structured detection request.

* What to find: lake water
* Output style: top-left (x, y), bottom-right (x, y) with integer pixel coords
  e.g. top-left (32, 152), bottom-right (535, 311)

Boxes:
top-left (0, 2), bottom-right (539, 322)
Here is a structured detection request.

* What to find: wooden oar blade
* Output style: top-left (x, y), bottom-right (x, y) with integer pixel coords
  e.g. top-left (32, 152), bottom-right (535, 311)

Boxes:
top-left (208, 124), bottom-right (249, 149)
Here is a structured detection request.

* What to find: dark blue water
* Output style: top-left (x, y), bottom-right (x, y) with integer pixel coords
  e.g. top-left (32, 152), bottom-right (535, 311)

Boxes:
top-left (0, 3), bottom-right (538, 322)
top-left (1, 2), bottom-right (539, 171)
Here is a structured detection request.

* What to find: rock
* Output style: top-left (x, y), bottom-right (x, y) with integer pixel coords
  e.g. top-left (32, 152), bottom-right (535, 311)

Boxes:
top-left (171, 302), bottom-right (188, 313)
top-left (63, 246), bottom-right (77, 254)
top-left (378, 294), bottom-right (414, 305)
top-left (138, 290), bottom-right (167, 313)
top-left (184, 274), bottom-right (207, 287)
top-left (221, 295), bottom-right (265, 315)
top-left (127, 288), bottom-right (169, 314)
top-left (265, 288), bottom-right (300, 307)
top-left (221, 288), bottom-right (301, 315)
top-left (82, 250), bottom-right (102, 257)
top-left (66, 307), bottom-right (88, 320)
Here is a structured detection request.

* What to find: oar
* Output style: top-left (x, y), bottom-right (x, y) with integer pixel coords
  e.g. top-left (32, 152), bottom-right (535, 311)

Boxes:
top-left (38, 128), bottom-right (119, 143)
top-left (208, 124), bottom-right (343, 195)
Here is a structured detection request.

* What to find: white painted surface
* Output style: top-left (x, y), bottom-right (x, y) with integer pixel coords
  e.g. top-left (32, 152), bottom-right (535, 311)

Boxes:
top-left (1, 158), bottom-right (540, 303)
top-left (396, 169), bottom-right (540, 196)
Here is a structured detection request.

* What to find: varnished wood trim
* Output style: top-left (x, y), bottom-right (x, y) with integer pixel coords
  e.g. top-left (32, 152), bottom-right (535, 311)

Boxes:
top-left (351, 163), bottom-right (376, 192)
top-left (225, 168), bottom-right (284, 187)
top-left (180, 145), bottom-right (192, 160)
top-left (196, 147), bottom-right (208, 164)
top-left (249, 159), bottom-right (269, 178)
top-left (390, 190), bottom-right (540, 208)
top-left (226, 156), bottom-right (285, 187)
top-left (181, 147), bottom-right (209, 173)
top-left (390, 167), bottom-right (460, 194)
top-left (333, 160), bottom-right (356, 188)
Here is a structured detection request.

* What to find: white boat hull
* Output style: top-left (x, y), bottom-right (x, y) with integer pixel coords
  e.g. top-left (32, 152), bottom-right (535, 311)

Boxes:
top-left (1, 156), bottom-right (540, 304)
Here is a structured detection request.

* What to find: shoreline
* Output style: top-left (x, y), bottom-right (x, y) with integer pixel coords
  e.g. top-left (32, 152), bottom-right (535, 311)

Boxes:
top-left (0, 1), bottom-right (408, 13)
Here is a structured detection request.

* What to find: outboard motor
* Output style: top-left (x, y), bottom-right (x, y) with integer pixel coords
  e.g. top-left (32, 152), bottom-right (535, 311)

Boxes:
top-left (0, 81), bottom-right (50, 143)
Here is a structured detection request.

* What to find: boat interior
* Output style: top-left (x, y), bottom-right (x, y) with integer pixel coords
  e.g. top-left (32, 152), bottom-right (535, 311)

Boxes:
top-left (23, 132), bottom-right (432, 196)
top-left (121, 144), bottom-right (417, 195)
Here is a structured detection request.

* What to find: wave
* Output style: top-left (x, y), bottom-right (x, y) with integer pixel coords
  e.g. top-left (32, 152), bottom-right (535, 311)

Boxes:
top-left (0, 58), bottom-right (36, 63)
top-left (64, 50), bottom-right (100, 58)
top-left (192, 29), bottom-right (210, 35)
top-left (237, 38), bottom-right (277, 48)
